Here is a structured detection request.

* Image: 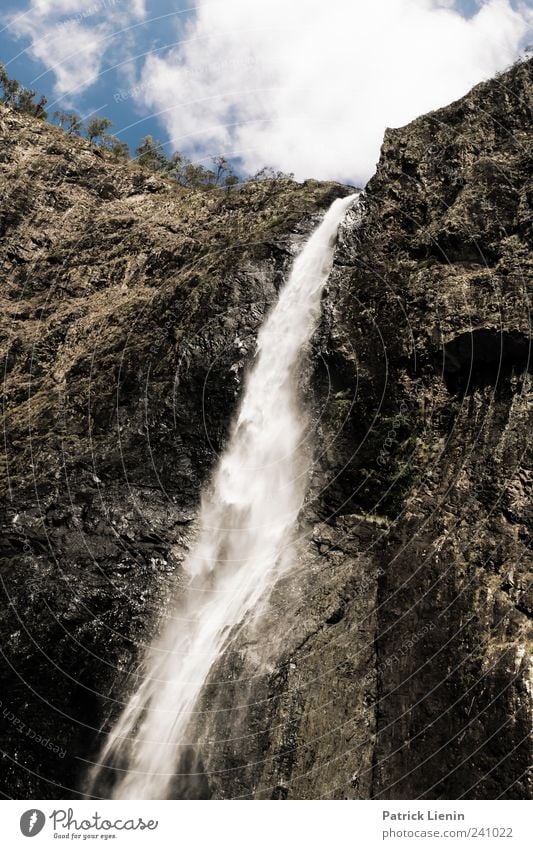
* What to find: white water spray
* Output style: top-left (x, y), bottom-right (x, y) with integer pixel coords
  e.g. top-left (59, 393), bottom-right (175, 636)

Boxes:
top-left (89, 192), bottom-right (358, 800)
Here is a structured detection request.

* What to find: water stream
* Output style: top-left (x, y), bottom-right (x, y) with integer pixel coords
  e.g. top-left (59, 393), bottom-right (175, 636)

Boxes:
top-left (88, 191), bottom-right (359, 799)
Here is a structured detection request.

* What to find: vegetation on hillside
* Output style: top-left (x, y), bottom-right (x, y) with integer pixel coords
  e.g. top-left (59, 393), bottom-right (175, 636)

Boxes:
top-left (0, 62), bottom-right (293, 190)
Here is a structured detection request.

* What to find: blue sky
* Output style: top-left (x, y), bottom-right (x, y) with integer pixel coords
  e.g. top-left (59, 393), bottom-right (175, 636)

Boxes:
top-left (0, 1), bottom-right (194, 156)
top-left (0, 0), bottom-right (531, 184)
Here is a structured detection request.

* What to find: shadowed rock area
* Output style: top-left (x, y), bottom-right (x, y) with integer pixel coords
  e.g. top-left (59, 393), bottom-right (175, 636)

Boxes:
top-left (0, 58), bottom-right (531, 799)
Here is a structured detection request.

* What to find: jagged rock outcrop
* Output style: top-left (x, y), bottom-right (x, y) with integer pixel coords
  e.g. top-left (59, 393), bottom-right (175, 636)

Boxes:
top-left (0, 58), bottom-right (531, 800)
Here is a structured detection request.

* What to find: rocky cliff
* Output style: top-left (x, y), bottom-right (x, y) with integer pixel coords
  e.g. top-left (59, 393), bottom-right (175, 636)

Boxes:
top-left (0, 58), bottom-right (531, 800)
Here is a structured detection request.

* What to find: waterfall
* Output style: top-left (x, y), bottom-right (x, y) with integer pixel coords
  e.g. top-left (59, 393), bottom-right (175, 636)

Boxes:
top-left (88, 191), bottom-right (359, 800)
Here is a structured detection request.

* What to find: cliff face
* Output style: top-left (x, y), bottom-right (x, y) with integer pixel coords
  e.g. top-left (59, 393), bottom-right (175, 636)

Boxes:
top-left (315, 57), bottom-right (532, 800)
top-left (0, 59), bottom-right (531, 800)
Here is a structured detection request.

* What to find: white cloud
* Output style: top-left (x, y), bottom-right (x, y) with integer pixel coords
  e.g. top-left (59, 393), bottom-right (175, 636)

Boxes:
top-left (8, 0), bottom-right (147, 98)
top-left (137, 0), bottom-right (531, 184)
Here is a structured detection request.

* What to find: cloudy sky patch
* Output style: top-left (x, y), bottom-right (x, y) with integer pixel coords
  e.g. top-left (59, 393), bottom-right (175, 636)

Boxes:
top-left (1, 0), bottom-right (531, 183)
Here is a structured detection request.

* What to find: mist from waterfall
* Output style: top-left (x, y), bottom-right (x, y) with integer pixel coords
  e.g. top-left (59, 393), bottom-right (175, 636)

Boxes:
top-left (88, 192), bottom-right (359, 800)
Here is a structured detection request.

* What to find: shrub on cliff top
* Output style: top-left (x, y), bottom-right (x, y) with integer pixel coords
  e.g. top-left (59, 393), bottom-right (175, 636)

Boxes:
top-left (0, 63), bottom-right (48, 120)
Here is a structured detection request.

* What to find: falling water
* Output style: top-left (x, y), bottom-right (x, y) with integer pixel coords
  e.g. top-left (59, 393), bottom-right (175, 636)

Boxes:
top-left (88, 192), bottom-right (359, 800)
